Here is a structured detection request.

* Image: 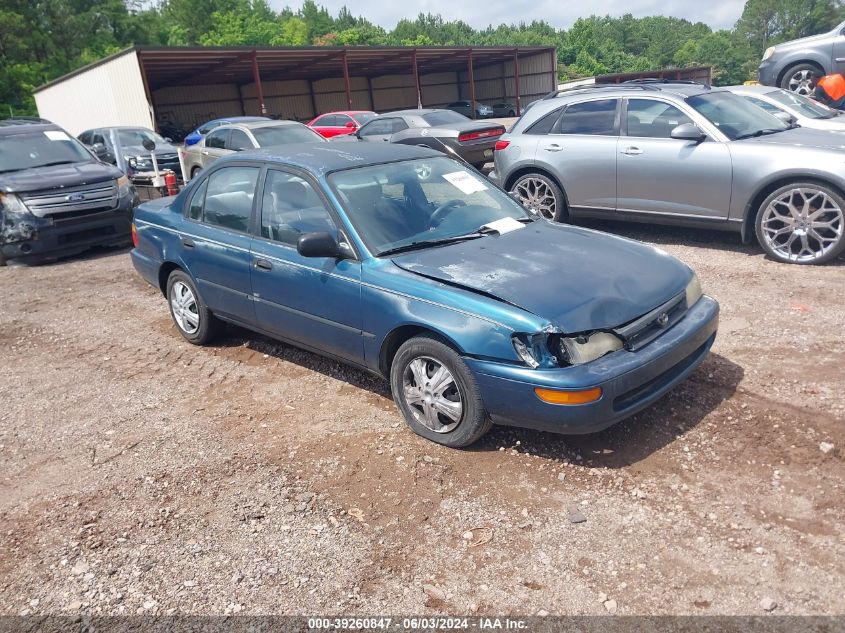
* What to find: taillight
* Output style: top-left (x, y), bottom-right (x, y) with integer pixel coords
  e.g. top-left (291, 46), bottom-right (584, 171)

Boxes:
top-left (494, 140), bottom-right (510, 151)
top-left (131, 222), bottom-right (138, 248)
top-left (458, 127), bottom-right (505, 143)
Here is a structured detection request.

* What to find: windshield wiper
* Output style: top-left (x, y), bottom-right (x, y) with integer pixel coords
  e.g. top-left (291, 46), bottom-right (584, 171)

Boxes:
top-left (378, 232), bottom-right (486, 257)
top-left (35, 160), bottom-right (78, 168)
top-left (735, 128), bottom-right (786, 140)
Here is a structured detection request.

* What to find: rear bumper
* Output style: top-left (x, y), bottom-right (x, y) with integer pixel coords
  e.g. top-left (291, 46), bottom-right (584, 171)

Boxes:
top-left (454, 140), bottom-right (497, 165)
top-left (465, 296), bottom-right (719, 434)
top-left (1, 193), bottom-right (137, 262)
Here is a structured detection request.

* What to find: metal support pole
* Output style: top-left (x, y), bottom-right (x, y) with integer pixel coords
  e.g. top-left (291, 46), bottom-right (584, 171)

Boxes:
top-left (366, 76), bottom-right (375, 111)
top-left (467, 49), bottom-right (476, 119)
top-left (342, 50), bottom-right (353, 110)
top-left (252, 51), bottom-right (267, 116)
top-left (308, 79), bottom-right (318, 119)
top-left (513, 49), bottom-right (522, 117)
top-left (412, 49), bottom-right (422, 108)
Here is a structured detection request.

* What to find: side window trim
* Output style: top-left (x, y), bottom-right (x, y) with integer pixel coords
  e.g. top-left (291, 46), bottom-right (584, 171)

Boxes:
top-left (182, 162), bottom-right (263, 236)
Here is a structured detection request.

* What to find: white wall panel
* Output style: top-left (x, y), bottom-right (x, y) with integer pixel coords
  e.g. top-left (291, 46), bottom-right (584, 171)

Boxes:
top-left (34, 50), bottom-right (152, 136)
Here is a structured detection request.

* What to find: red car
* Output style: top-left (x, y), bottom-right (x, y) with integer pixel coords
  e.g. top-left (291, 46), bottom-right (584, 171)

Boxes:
top-left (307, 111), bottom-right (377, 138)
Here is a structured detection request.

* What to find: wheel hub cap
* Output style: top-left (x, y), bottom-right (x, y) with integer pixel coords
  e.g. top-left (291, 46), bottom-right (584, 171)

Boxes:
top-left (761, 187), bottom-right (844, 262)
top-left (402, 356), bottom-right (463, 433)
top-left (170, 281), bottom-right (200, 334)
top-left (788, 70), bottom-right (814, 96)
top-left (512, 177), bottom-right (556, 220)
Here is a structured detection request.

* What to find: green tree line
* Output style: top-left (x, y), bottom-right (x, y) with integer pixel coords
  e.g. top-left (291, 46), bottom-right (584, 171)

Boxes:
top-left (1, 0), bottom-right (843, 115)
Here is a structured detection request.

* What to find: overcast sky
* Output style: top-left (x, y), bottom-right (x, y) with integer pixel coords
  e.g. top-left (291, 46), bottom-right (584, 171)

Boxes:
top-left (272, 0), bottom-right (747, 31)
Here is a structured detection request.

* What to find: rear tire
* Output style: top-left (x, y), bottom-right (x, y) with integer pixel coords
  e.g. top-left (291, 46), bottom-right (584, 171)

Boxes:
top-left (166, 270), bottom-right (223, 344)
top-left (190, 166), bottom-right (202, 180)
top-left (779, 62), bottom-right (822, 96)
top-left (390, 335), bottom-right (491, 448)
top-left (509, 172), bottom-right (568, 222)
top-left (754, 181), bottom-right (845, 264)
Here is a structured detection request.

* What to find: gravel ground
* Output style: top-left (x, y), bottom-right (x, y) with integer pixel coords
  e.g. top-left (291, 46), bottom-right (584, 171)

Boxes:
top-left (0, 222), bottom-right (842, 617)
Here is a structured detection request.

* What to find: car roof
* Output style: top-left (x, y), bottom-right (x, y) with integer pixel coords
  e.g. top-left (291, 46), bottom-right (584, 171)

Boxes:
top-left (0, 120), bottom-right (63, 136)
top-left (385, 109), bottom-right (448, 116)
top-left (544, 82), bottom-right (715, 101)
top-left (221, 142), bottom-right (444, 175)
top-left (218, 120), bottom-right (305, 131)
top-left (319, 110), bottom-right (375, 115)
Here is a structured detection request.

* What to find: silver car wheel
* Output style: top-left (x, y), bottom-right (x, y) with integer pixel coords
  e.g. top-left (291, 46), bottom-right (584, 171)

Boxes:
top-left (170, 281), bottom-right (200, 334)
top-left (761, 187), bottom-right (844, 263)
top-left (788, 69), bottom-right (814, 96)
top-left (402, 356), bottom-right (463, 433)
top-left (512, 177), bottom-right (556, 219)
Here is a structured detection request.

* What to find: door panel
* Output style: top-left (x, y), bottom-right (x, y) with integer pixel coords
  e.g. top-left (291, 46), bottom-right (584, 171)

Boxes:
top-left (617, 98), bottom-right (732, 219)
top-left (536, 98), bottom-right (619, 210)
top-left (833, 33), bottom-right (845, 74)
top-left (250, 169), bottom-right (363, 363)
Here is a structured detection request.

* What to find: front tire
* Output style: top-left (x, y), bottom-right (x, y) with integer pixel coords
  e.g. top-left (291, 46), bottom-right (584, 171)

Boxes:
top-left (166, 270), bottom-right (223, 344)
top-left (779, 63), bottom-right (821, 96)
top-left (755, 182), bottom-right (845, 264)
top-left (510, 173), bottom-right (568, 222)
top-left (390, 336), bottom-right (491, 448)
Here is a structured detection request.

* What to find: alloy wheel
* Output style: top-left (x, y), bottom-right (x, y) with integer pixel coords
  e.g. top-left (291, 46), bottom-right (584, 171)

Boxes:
top-left (760, 187), bottom-right (844, 263)
top-left (170, 281), bottom-right (200, 334)
top-left (402, 356), bottom-right (463, 433)
top-left (788, 69), bottom-right (814, 96)
top-left (512, 177), bottom-right (556, 219)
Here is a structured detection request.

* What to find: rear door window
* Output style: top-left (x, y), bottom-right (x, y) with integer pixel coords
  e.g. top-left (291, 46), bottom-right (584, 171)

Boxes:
top-left (228, 129), bottom-right (253, 151)
top-left (556, 99), bottom-right (619, 135)
top-left (205, 128), bottom-right (229, 149)
top-left (200, 166), bottom-right (260, 233)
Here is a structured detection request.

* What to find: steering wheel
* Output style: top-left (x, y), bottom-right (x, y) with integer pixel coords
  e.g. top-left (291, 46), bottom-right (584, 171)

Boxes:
top-left (430, 199), bottom-right (467, 226)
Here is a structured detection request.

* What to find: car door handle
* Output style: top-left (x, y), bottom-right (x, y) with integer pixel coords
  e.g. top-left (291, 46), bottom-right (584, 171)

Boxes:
top-left (544, 144), bottom-right (563, 152)
top-left (621, 146), bottom-right (643, 155)
top-left (201, 150), bottom-right (210, 155)
top-left (181, 238), bottom-right (195, 248)
top-left (254, 258), bottom-right (273, 271)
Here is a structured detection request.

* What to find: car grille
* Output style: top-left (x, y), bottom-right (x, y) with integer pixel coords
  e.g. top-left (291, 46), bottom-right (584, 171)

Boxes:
top-left (20, 181), bottom-right (118, 218)
top-left (613, 291), bottom-right (687, 352)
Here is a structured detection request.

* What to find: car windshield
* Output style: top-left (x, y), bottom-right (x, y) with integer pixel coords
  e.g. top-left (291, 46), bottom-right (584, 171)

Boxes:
top-left (0, 130), bottom-right (93, 173)
top-left (117, 128), bottom-right (167, 147)
top-left (422, 111), bottom-right (469, 126)
top-left (328, 157), bottom-right (530, 256)
top-left (352, 113), bottom-right (377, 125)
top-left (768, 89), bottom-right (839, 119)
top-left (251, 125), bottom-right (326, 147)
top-left (687, 91), bottom-right (789, 140)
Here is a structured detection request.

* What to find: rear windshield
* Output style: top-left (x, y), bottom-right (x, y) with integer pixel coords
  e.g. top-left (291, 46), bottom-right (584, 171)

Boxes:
top-left (117, 128), bottom-right (168, 147)
top-left (422, 111), bottom-right (469, 126)
top-left (768, 89), bottom-right (838, 119)
top-left (352, 112), bottom-right (377, 125)
top-left (251, 125), bottom-right (326, 147)
top-left (0, 130), bottom-right (93, 173)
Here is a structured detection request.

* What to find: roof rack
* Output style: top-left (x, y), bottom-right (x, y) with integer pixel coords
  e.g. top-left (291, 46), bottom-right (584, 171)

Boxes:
top-left (541, 84), bottom-right (661, 100)
top-left (623, 78), bottom-right (711, 87)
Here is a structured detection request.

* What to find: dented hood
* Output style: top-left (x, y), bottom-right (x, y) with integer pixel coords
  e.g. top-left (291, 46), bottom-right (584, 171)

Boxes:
top-left (391, 221), bottom-right (691, 333)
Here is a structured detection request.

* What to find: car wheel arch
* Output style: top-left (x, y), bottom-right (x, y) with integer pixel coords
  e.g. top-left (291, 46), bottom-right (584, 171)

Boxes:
top-left (776, 59), bottom-right (825, 87)
top-left (378, 324), bottom-right (464, 378)
top-left (504, 166), bottom-right (568, 202)
top-left (742, 175), bottom-right (845, 244)
top-left (158, 261), bottom-right (184, 296)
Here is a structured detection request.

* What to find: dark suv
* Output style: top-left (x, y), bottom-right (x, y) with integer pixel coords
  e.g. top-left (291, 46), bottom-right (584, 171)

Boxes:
top-left (0, 119), bottom-right (138, 264)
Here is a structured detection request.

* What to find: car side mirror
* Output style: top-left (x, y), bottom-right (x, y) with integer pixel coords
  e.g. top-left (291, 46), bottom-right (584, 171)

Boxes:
top-left (297, 232), bottom-right (343, 258)
top-left (773, 111), bottom-right (796, 125)
top-left (670, 123), bottom-right (706, 142)
top-left (345, 121), bottom-right (356, 129)
top-left (142, 138), bottom-right (156, 151)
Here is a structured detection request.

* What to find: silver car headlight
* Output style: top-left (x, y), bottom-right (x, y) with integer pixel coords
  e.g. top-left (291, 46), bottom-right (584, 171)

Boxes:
top-left (685, 273), bottom-right (703, 308)
top-left (762, 46), bottom-right (776, 61)
top-left (115, 175), bottom-right (133, 198)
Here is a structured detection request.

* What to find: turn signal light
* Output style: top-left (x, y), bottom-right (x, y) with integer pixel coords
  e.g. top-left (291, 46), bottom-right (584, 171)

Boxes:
top-left (131, 222), bottom-right (138, 248)
top-left (494, 140), bottom-right (510, 151)
top-left (534, 386), bottom-right (602, 405)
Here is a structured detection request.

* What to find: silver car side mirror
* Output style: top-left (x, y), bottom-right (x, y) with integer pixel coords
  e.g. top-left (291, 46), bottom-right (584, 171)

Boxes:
top-left (670, 123), bottom-right (706, 142)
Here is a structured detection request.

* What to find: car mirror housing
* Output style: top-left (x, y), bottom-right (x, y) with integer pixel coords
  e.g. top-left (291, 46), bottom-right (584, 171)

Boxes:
top-left (670, 123), bottom-right (706, 142)
top-left (345, 121), bottom-right (356, 128)
top-left (772, 111), bottom-right (796, 125)
top-left (296, 232), bottom-right (343, 258)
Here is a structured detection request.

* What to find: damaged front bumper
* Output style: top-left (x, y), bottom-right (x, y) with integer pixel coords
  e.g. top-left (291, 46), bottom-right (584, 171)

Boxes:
top-left (464, 296), bottom-right (719, 434)
top-left (1, 193), bottom-right (137, 263)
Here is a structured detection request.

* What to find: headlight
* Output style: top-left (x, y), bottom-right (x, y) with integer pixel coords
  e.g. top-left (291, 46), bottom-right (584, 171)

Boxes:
top-left (559, 332), bottom-right (623, 365)
top-left (0, 192), bottom-right (30, 217)
top-left (762, 47), bottom-right (775, 61)
top-left (115, 175), bottom-right (133, 197)
top-left (127, 157), bottom-right (137, 168)
top-left (685, 273), bottom-right (702, 308)
top-left (512, 330), bottom-right (624, 368)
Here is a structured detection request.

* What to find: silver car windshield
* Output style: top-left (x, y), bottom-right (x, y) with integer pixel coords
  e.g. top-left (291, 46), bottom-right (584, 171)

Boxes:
top-left (768, 89), bottom-right (839, 119)
top-left (328, 157), bottom-right (530, 255)
top-left (117, 129), bottom-right (167, 147)
top-left (687, 91), bottom-right (790, 140)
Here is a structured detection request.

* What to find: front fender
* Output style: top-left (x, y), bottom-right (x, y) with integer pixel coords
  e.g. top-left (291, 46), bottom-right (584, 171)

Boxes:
top-left (774, 49), bottom-right (833, 80)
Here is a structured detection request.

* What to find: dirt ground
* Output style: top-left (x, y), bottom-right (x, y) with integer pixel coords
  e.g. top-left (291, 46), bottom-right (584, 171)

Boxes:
top-left (0, 221), bottom-right (843, 618)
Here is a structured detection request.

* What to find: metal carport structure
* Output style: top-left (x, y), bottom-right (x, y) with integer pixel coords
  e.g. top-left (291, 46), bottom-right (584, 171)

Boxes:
top-left (34, 45), bottom-right (557, 136)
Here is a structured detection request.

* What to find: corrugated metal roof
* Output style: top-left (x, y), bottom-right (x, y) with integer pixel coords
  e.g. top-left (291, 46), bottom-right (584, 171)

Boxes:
top-left (36, 45), bottom-right (556, 93)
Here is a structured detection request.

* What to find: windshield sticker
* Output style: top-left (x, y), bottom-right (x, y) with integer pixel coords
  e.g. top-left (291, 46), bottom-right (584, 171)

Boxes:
top-left (482, 217), bottom-right (524, 235)
top-left (443, 171), bottom-right (487, 194)
top-left (44, 131), bottom-right (71, 141)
